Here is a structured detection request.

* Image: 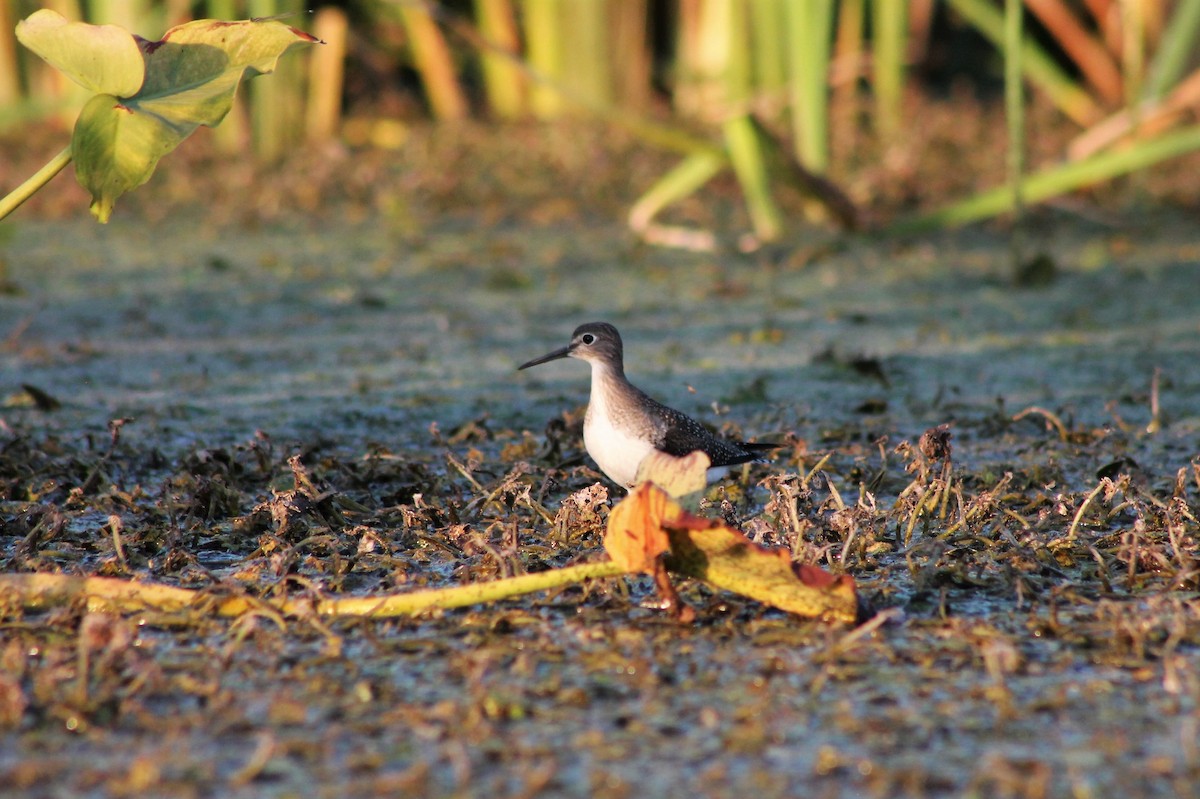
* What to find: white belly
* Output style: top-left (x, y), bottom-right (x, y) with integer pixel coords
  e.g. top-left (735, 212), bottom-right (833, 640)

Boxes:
top-left (583, 411), bottom-right (655, 488)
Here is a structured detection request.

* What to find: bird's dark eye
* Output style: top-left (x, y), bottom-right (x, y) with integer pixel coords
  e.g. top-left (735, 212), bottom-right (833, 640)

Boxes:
top-left (581, 334), bottom-right (595, 345)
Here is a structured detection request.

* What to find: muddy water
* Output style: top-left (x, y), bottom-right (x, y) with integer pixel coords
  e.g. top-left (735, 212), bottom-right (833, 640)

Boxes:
top-left (6, 216), bottom-right (1198, 451)
top-left (2, 212), bottom-right (1199, 797)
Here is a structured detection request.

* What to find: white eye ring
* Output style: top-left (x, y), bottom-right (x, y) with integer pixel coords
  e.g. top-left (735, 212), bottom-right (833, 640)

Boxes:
top-left (581, 334), bottom-right (595, 345)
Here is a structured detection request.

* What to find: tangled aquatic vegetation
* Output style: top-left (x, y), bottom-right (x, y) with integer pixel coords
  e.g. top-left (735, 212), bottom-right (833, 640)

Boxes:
top-left (2, 398), bottom-right (1198, 796)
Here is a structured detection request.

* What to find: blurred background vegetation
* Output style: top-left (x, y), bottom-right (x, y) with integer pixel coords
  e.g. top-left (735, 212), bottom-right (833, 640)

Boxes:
top-left (2, 0), bottom-right (1199, 242)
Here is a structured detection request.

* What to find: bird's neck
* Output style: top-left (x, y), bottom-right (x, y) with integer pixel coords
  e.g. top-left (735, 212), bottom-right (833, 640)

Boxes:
top-left (587, 359), bottom-right (631, 418)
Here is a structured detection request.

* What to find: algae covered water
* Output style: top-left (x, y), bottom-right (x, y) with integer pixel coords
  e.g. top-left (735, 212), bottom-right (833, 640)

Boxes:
top-left (2, 204), bottom-right (1199, 796)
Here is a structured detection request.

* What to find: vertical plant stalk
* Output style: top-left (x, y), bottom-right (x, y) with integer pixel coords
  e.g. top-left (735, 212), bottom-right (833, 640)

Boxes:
top-left (675, 0), bottom-right (732, 120)
top-left (474, 0), bottom-right (526, 118)
top-left (725, 1), bottom-right (782, 243)
top-left (674, 0), bottom-right (700, 112)
top-left (523, 0), bottom-right (563, 118)
top-left (786, 0), bottom-right (833, 174)
top-left (870, 0), bottom-right (906, 139)
top-left (248, 0), bottom-right (306, 162)
top-left (830, 0), bottom-right (864, 163)
top-left (397, 0), bottom-right (469, 120)
top-left (1024, 0), bottom-right (1122, 105)
top-left (248, 39), bottom-right (283, 160)
top-left (1005, 0), bottom-right (1025, 274)
top-left (0, 146), bottom-right (73, 223)
top-left (907, 0), bottom-right (936, 60)
top-left (783, 0), bottom-right (835, 223)
top-left (562, 0), bottom-right (612, 109)
top-left (1144, 1), bottom-right (1200, 101)
top-left (724, 116), bottom-right (783, 242)
top-left (750, 0), bottom-right (787, 110)
top-left (946, 0), bottom-right (1100, 127)
top-left (1121, 0), bottom-right (1144, 190)
top-left (724, 0), bottom-right (750, 104)
top-left (611, 0), bottom-right (651, 110)
top-left (205, 0), bottom-right (248, 154)
top-left (306, 6), bottom-right (347, 142)
top-left (1122, 0), bottom-right (1145, 107)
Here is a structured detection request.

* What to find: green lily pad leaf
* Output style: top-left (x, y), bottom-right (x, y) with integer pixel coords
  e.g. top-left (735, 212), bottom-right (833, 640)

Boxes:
top-left (72, 94), bottom-right (186, 223)
top-left (15, 9), bottom-right (146, 97)
top-left (133, 18), bottom-right (321, 128)
top-left (17, 11), bottom-right (320, 222)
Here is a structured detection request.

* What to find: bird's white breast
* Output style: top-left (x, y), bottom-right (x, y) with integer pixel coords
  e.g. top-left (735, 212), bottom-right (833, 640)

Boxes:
top-left (583, 403), bottom-right (655, 488)
top-left (583, 366), bottom-right (655, 488)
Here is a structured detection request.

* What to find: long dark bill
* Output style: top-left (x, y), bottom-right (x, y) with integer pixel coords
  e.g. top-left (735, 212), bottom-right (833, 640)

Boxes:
top-left (518, 345), bottom-right (572, 370)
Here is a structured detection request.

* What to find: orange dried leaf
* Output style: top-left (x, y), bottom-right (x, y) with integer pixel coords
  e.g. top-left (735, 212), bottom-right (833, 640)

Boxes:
top-left (604, 482), bottom-right (673, 572)
top-left (604, 483), bottom-right (862, 623)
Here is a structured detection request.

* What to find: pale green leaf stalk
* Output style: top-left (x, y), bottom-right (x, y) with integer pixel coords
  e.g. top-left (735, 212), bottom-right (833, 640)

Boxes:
top-left (723, 115), bottom-right (784, 242)
top-left (2, 10), bottom-right (318, 223)
top-left (628, 150), bottom-right (727, 236)
top-left (891, 125), bottom-right (1200, 232)
top-left (725, 0), bottom-right (751, 104)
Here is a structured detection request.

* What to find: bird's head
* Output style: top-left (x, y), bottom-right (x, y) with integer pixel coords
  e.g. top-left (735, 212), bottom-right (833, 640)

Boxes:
top-left (519, 322), bottom-right (624, 371)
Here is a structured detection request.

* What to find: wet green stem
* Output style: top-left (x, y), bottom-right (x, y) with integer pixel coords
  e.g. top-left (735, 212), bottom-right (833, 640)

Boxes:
top-left (303, 561), bottom-right (627, 616)
top-left (0, 145), bottom-right (72, 223)
top-left (0, 561), bottom-right (629, 622)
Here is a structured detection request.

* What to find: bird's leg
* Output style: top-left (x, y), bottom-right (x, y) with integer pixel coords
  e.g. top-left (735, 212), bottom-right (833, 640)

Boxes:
top-left (651, 556), bottom-right (696, 624)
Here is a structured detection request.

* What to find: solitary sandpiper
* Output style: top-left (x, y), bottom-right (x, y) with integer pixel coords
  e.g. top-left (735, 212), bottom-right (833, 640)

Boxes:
top-left (519, 322), bottom-right (775, 488)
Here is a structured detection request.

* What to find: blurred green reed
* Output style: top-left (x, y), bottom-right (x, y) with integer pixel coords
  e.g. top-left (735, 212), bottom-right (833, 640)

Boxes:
top-left (4, 1), bottom-right (1200, 233)
top-left (870, 0), bottom-right (905, 140)
top-left (1005, 0), bottom-right (1024, 272)
top-left (910, 0), bottom-right (1200, 231)
top-left (943, 0), bottom-right (1100, 126)
top-left (474, 0), bottom-right (525, 118)
top-left (787, 0), bottom-right (833, 174)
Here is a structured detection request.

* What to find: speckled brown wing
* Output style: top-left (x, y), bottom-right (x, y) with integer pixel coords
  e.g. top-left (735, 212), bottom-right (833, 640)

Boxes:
top-left (643, 396), bottom-right (763, 467)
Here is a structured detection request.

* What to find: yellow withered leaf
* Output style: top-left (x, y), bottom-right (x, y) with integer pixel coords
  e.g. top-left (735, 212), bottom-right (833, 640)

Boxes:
top-left (605, 481), bottom-right (862, 623)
